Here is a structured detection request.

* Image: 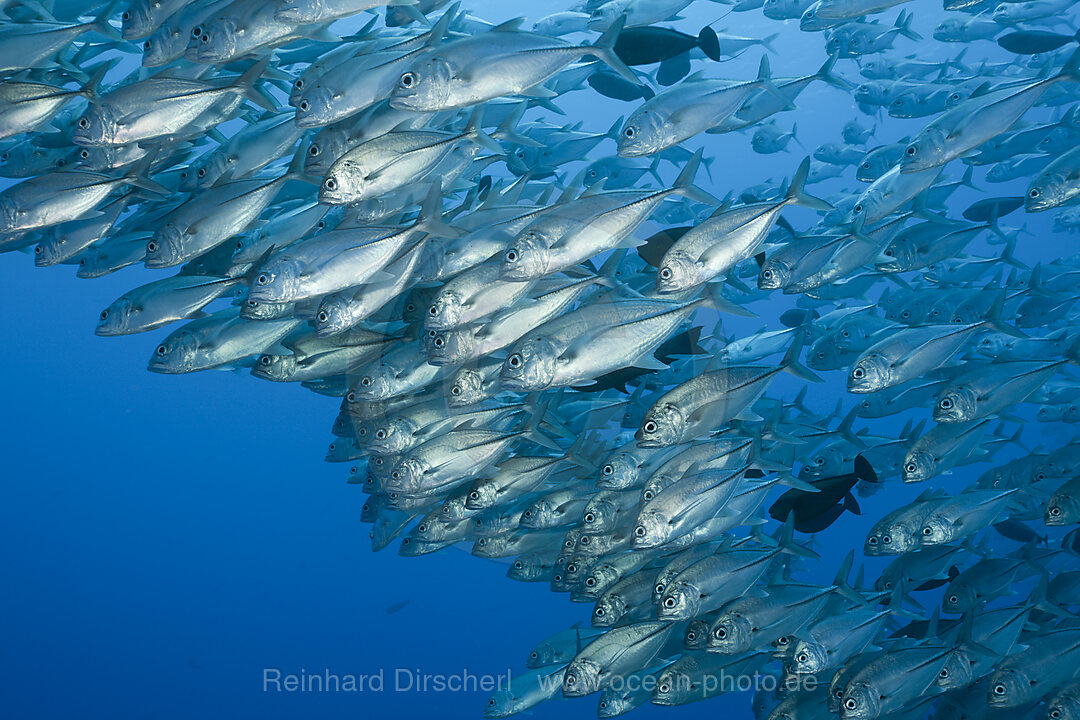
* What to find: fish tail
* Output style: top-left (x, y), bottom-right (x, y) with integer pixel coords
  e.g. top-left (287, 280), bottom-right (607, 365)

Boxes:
top-left (699, 26), bottom-right (721, 62)
top-left (588, 16), bottom-right (641, 85)
top-left (672, 148), bottom-right (723, 206)
top-left (775, 512), bottom-right (819, 559)
top-left (79, 58), bottom-right (118, 101)
top-left (984, 290), bottom-right (1027, 339)
top-left (490, 102), bottom-right (538, 147)
top-left (785, 157), bottom-right (834, 211)
top-left (815, 54), bottom-right (849, 90)
top-left (88, 0), bottom-right (122, 41)
top-left (414, 180), bottom-right (461, 238)
top-left (235, 58), bottom-right (280, 114)
top-left (756, 55), bottom-right (794, 110)
top-left (895, 10), bottom-right (922, 41)
top-left (760, 32), bottom-right (780, 54)
top-left (125, 150), bottom-right (169, 197)
top-left (833, 549), bottom-right (869, 605)
top-left (779, 329), bottom-right (823, 383)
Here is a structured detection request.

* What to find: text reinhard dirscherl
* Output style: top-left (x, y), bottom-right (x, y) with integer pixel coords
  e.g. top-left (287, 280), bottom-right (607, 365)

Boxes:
top-left (262, 667), bottom-right (819, 695)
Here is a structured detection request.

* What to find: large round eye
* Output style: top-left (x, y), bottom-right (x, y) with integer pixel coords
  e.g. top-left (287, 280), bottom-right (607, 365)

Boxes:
top-left (644, 421), bottom-right (657, 434)
top-left (361, 376), bottom-right (372, 386)
top-left (939, 668), bottom-right (949, 679)
top-left (634, 525), bottom-right (646, 537)
top-left (1050, 506), bottom-right (1062, 516)
top-left (451, 385), bottom-right (462, 396)
top-left (584, 512), bottom-right (596, 524)
top-left (156, 345), bottom-right (167, 356)
top-left (585, 577), bottom-right (596, 587)
top-left (882, 535), bottom-right (891, 544)
top-left (309, 144), bottom-right (320, 157)
top-left (906, 145), bottom-right (917, 156)
top-left (797, 653), bottom-right (808, 663)
top-left (200, 32), bottom-right (209, 43)
top-left (507, 354), bottom-right (522, 369)
top-left (191, 25), bottom-right (203, 38)
top-left (1030, 189), bottom-right (1040, 199)
top-left (99, 310), bottom-right (108, 321)
top-left (78, 117), bottom-right (89, 129)
top-left (922, 526), bottom-right (933, 535)
top-left (256, 274), bottom-right (269, 285)
top-left (399, 72), bottom-right (416, 88)
top-left (324, 177), bottom-right (337, 191)
top-left (143, 39), bottom-right (152, 51)
top-left (845, 699), bottom-right (857, 710)
top-left (663, 596), bottom-right (676, 608)
top-left (601, 465), bottom-right (614, 476)
top-left (80, 149), bottom-right (89, 159)
top-left (623, 127), bottom-right (635, 139)
top-left (993, 684), bottom-right (1007, 696)
top-left (121, 10), bottom-right (130, 21)
top-left (906, 463), bottom-right (918, 474)
top-left (659, 682), bottom-right (670, 693)
top-left (434, 337), bottom-right (444, 348)
top-left (317, 311), bottom-right (328, 323)
top-left (299, 100), bottom-right (310, 112)
top-left (714, 627), bottom-right (727, 639)
top-left (776, 636), bottom-right (789, 647)
top-left (505, 249), bottom-right (519, 263)
top-left (852, 367), bottom-right (865, 380)
top-left (259, 355), bottom-right (272, 366)
top-left (294, 79), bottom-right (304, 91)
top-left (147, 241), bottom-right (158, 253)
top-left (197, 168), bottom-right (206, 178)
top-left (854, 204), bottom-right (864, 213)
top-left (815, 457), bottom-right (825, 466)
top-left (940, 398), bottom-right (953, 410)
top-left (867, 536), bottom-right (878, 546)
top-left (375, 429), bottom-right (386, 440)
top-left (762, 269), bottom-right (773, 279)
top-left (660, 268), bottom-right (672, 280)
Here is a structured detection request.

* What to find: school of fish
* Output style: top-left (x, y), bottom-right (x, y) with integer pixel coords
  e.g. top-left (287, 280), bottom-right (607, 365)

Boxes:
top-left (2, 0), bottom-right (1080, 717)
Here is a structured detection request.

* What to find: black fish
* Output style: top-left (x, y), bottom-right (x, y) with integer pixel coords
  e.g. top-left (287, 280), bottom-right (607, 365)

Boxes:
top-left (657, 51), bottom-right (692, 86)
top-left (780, 308), bottom-right (819, 328)
top-left (768, 455), bottom-right (879, 532)
top-left (998, 29), bottom-right (1080, 55)
top-left (654, 326), bottom-right (707, 364)
top-left (614, 26), bottom-right (722, 65)
top-left (913, 565), bottom-right (961, 592)
top-left (963, 196), bottom-right (1024, 222)
top-left (573, 366), bottom-right (656, 393)
top-left (637, 226), bottom-right (693, 267)
top-left (587, 71), bottom-right (655, 102)
top-left (993, 519), bottom-right (1046, 545)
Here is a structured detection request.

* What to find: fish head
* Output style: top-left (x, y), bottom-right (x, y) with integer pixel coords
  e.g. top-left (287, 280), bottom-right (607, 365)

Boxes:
top-left (934, 387), bottom-right (977, 423)
top-left (448, 367), bottom-right (487, 407)
top-left (176, 165), bottom-right (200, 193)
top-left (520, 499), bottom-right (556, 529)
top-left (466, 478), bottom-right (500, 511)
top-left (1026, 173), bottom-right (1068, 212)
top-left (840, 681), bottom-right (880, 720)
top-left (988, 668), bottom-right (1029, 707)
top-left (95, 297), bottom-right (135, 337)
top-left (472, 533), bottom-right (512, 558)
top-left (390, 56), bottom-right (453, 112)
top-left (507, 552), bottom-right (548, 582)
top-left (250, 257), bottom-right (303, 304)
top-left (582, 498), bottom-right (617, 533)
top-left (72, 106), bottom-right (116, 147)
top-left (918, 512), bottom-right (951, 545)
top-left (386, 456), bottom-right (424, 494)
top-left (903, 449), bottom-right (936, 484)
top-left (195, 154), bottom-right (230, 190)
top-left (1046, 488), bottom-right (1079, 526)
top-left (657, 251), bottom-right (699, 294)
top-left (848, 352), bottom-right (889, 393)
top-left (506, 145), bottom-right (539, 176)
top-left (324, 438), bottom-right (359, 462)
top-left (708, 611), bottom-right (753, 654)
top-left (901, 130), bottom-right (947, 173)
top-left (597, 688), bottom-right (637, 719)
top-left (991, 4), bottom-right (1016, 21)
top-left (791, 640), bottom-right (828, 674)
top-left (942, 580), bottom-right (976, 614)
top-left (144, 225), bottom-right (186, 269)
top-left (148, 331), bottom-right (199, 374)
top-left (304, 131), bottom-right (345, 175)
top-left (315, 295), bottom-right (359, 337)
top-left (632, 509), bottom-right (671, 549)
top-left (501, 338), bottom-right (557, 391)
top-left (252, 354), bottom-right (296, 382)
top-left (427, 328), bottom-right (474, 366)
top-left (0, 196), bottom-right (18, 234)
top-left (658, 580), bottom-right (698, 620)
top-left (652, 667), bottom-right (693, 706)
top-left (598, 451), bottom-right (642, 489)
top-left (370, 418), bottom-right (415, 456)
top-left (864, 522), bottom-right (909, 556)
top-left (809, 337), bottom-right (849, 371)
top-left (122, 1), bottom-right (157, 40)
top-left (294, 83), bottom-right (337, 128)
top-left (320, 159), bottom-right (365, 205)
top-left (426, 291), bottom-right (463, 330)
top-left (354, 362), bottom-right (398, 400)
top-left (501, 232), bottom-right (550, 280)
top-left (1038, 405), bottom-right (1065, 423)
top-left (591, 594), bottom-right (625, 628)
top-left (562, 658), bottom-right (601, 698)
top-left (800, 2), bottom-right (833, 31)
top-left (800, 443), bottom-right (848, 480)
top-left (758, 259), bottom-right (791, 290)
top-left (193, 18), bottom-right (237, 63)
top-left (484, 686), bottom-right (528, 719)
top-left (142, 24), bottom-right (182, 68)
top-left (636, 404), bottom-right (683, 448)
top-left (617, 110), bottom-right (668, 158)
top-left (275, 0), bottom-right (320, 23)
top-left (935, 650), bottom-right (972, 690)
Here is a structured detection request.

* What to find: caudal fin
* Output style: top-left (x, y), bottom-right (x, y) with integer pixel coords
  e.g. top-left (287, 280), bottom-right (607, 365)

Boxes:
top-left (672, 148), bottom-right (723, 206)
top-left (785, 157), bottom-right (834, 211)
top-left (699, 26), bottom-right (721, 61)
top-left (588, 16), bottom-right (642, 85)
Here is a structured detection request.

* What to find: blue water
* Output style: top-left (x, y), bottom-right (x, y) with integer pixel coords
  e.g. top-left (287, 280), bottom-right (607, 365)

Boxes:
top-left (0, 0), bottom-right (1073, 718)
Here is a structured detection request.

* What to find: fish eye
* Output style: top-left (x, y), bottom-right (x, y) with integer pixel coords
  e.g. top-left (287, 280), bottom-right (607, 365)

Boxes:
top-left (643, 421), bottom-right (657, 434)
top-left (375, 429), bottom-right (386, 440)
top-left (663, 597), bottom-right (676, 608)
top-left (399, 72), bottom-right (416, 88)
top-left (906, 463), bottom-right (918, 474)
top-left (80, 149), bottom-right (89, 159)
top-left (566, 562), bottom-right (578, 572)
top-left (428, 305), bottom-right (438, 316)
top-left (940, 398), bottom-right (953, 410)
top-left (451, 385), bottom-right (462, 396)
top-left (921, 526), bottom-right (933, 535)
top-left (906, 146), bottom-right (917, 156)
top-left (294, 79), bottom-right (304, 90)
top-left (585, 577), bottom-right (596, 587)
top-left (361, 376), bottom-right (372, 386)
top-left (508, 354), bottom-right (522, 369)
top-left (147, 241), bottom-right (158, 252)
top-left (191, 25), bottom-right (203, 38)
top-left (815, 457), bottom-right (825, 465)
top-left (601, 465), bottom-right (614, 476)
top-left (143, 40), bottom-right (151, 51)
top-left (78, 117), bottom-right (90, 129)
top-left (634, 525), bottom-right (646, 537)
top-left (317, 311), bottom-right (328, 323)
top-left (99, 310), bottom-right (108, 321)
top-left (1030, 189), bottom-right (1040, 198)
top-left (660, 268), bottom-right (672, 280)
top-left (309, 144), bottom-right (320, 156)
top-left (434, 337), bottom-right (444, 348)
top-left (505, 249), bottom-right (519, 263)
top-left (845, 699), bottom-right (857, 710)
top-left (256, 274), bottom-right (269, 285)
top-left (1050, 506), bottom-right (1062, 516)
top-left (993, 684), bottom-right (1007, 696)
top-left (776, 636), bottom-right (788, 646)
top-left (1051, 711), bottom-right (1062, 720)
top-left (939, 668), bottom-right (949, 679)
top-left (197, 168), bottom-right (206, 178)
top-left (121, 10), bottom-right (130, 20)
top-left (584, 512), bottom-right (596, 523)
top-left (200, 33), bottom-right (209, 43)
top-left (299, 100), bottom-right (310, 112)
top-left (156, 344), bottom-right (167, 356)
top-left (643, 490), bottom-right (654, 500)
top-left (324, 178), bottom-right (337, 191)
top-left (659, 682), bottom-right (670, 693)
top-left (867, 536), bottom-right (878, 545)
top-left (762, 269), bottom-right (773, 279)
top-left (714, 627), bottom-right (727, 639)
top-left (882, 535), bottom-right (891, 544)
top-left (796, 653), bottom-right (808, 663)
top-left (852, 367), bottom-right (865, 379)
top-left (623, 127), bottom-right (634, 138)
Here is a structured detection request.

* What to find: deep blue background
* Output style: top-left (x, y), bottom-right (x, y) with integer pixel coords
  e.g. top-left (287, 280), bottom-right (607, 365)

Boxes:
top-left (0, 0), bottom-right (1072, 718)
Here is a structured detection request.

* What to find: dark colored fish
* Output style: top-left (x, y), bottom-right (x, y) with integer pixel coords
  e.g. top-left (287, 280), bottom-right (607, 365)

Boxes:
top-left (657, 51), bottom-right (692, 86)
top-left (913, 565), bottom-right (960, 592)
top-left (385, 598), bottom-right (411, 614)
top-left (998, 29), bottom-right (1080, 55)
top-left (992, 519), bottom-right (1047, 545)
top-left (614, 26), bottom-right (722, 65)
top-left (963, 196), bottom-right (1025, 222)
top-left (637, 226), bottom-right (694, 267)
top-left (768, 455), bottom-right (878, 532)
top-left (587, 71), bottom-right (656, 102)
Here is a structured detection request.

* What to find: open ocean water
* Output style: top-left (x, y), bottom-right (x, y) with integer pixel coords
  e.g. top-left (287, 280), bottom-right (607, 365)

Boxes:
top-left (1, 0), bottom-right (1079, 718)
